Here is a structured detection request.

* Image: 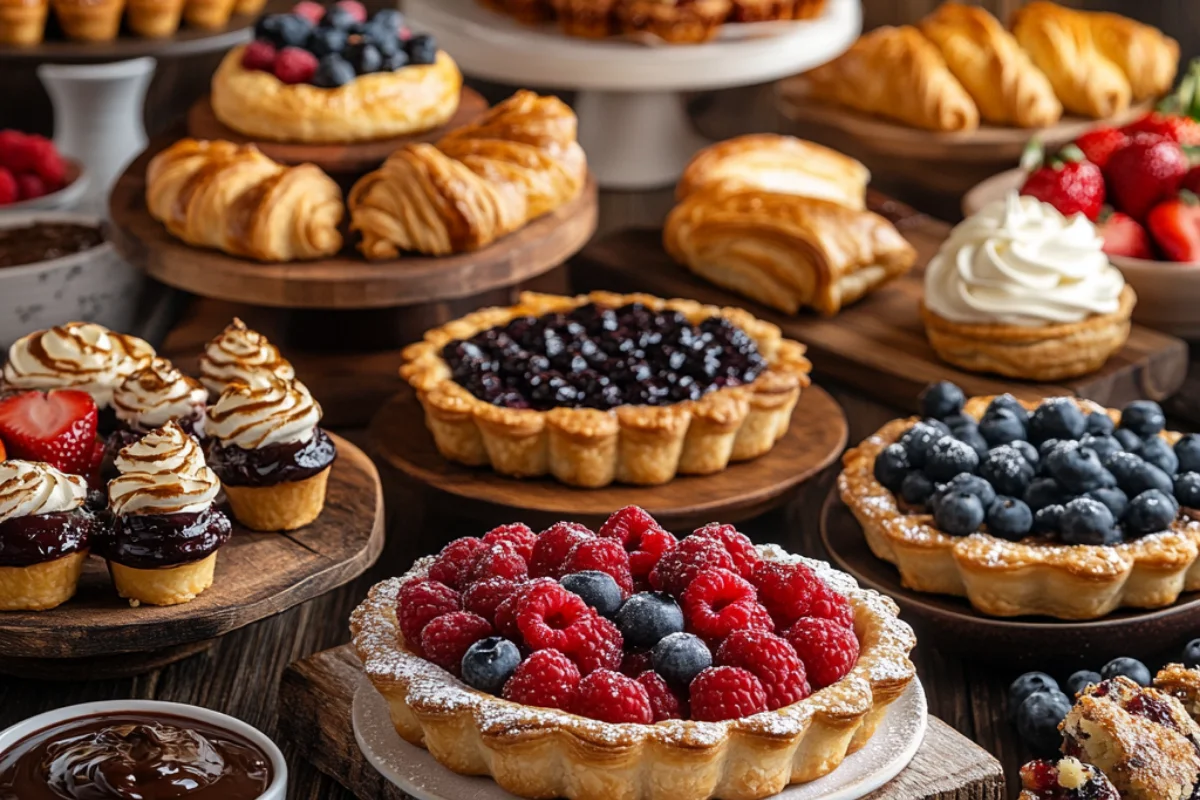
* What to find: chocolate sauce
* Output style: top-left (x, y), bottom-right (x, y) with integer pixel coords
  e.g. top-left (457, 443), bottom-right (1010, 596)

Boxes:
top-left (0, 510), bottom-right (93, 568)
top-left (0, 712), bottom-right (272, 799)
top-left (95, 506), bottom-right (232, 570)
top-left (0, 223), bottom-right (104, 269)
top-left (207, 429), bottom-right (337, 488)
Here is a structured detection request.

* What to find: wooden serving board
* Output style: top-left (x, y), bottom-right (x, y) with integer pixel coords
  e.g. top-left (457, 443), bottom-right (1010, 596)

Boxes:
top-left (279, 645), bottom-right (1006, 800)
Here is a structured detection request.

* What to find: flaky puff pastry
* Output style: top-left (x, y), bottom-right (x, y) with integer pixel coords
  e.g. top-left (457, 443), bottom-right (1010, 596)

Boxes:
top-left (350, 91), bottom-right (586, 259)
top-left (918, 3), bottom-right (1061, 128)
top-left (1011, 2), bottom-right (1131, 119)
top-left (796, 25), bottom-right (979, 131)
top-left (146, 139), bottom-right (343, 262)
top-left (1088, 11), bottom-right (1179, 103)
top-left (665, 190), bottom-right (916, 316)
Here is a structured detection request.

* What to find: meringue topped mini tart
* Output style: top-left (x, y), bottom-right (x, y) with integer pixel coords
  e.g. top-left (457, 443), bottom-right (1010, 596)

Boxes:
top-left (198, 319), bottom-right (295, 399)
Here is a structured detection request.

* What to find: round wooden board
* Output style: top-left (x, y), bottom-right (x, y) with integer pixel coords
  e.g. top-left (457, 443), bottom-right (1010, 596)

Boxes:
top-left (107, 145), bottom-right (599, 310)
top-left (185, 87), bottom-right (490, 174)
top-left (0, 432), bottom-right (384, 675)
top-left (0, 13), bottom-right (254, 62)
top-left (369, 384), bottom-right (848, 532)
top-left (819, 489), bottom-right (1200, 670)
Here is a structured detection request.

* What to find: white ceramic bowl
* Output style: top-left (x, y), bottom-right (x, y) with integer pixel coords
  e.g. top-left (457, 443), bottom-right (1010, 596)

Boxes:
top-left (0, 210), bottom-right (148, 352)
top-left (0, 699), bottom-right (288, 799)
top-left (0, 159), bottom-right (90, 215)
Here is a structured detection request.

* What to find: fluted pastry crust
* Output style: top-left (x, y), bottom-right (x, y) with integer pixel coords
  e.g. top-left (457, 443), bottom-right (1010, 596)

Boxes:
top-left (352, 544), bottom-right (917, 800)
top-left (400, 291), bottom-right (812, 488)
top-left (145, 139), bottom-right (344, 262)
top-left (1087, 11), bottom-right (1179, 103)
top-left (920, 284), bottom-right (1135, 382)
top-left (211, 48), bottom-right (463, 144)
top-left (839, 395), bottom-right (1200, 621)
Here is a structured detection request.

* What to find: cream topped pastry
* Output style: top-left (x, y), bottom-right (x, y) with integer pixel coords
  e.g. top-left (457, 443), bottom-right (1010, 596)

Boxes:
top-left (198, 318), bottom-right (295, 398)
top-left (109, 424), bottom-right (221, 517)
top-left (113, 358), bottom-right (208, 436)
top-left (0, 460), bottom-right (88, 523)
top-left (3, 322), bottom-right (155, 409)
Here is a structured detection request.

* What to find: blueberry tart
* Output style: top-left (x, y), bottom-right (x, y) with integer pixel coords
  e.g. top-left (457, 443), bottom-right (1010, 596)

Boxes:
top-left (400, 291), bottom-right (812, 488)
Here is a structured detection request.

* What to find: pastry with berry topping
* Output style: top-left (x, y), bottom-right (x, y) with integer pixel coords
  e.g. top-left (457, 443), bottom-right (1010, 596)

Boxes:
top-left (1019, 757), bottom-right (1119, 800)
top-left (197, 318), bottom-right (295, 399)
top-left (1155, 664), bottom-right (1200, 724)
top-left (400, 291), bottom-right (811, 487)
top-left (615, 0), bottom-right (732, 44)
top-left (352, 507), bottom-right (915, 800)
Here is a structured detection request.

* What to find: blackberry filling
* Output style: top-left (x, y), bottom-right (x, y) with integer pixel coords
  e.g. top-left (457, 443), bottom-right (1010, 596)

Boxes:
top-left (0, 510), bottom-right (95, 567)
top-left (206, 429), bottom-right (337, 488)
top-left (97, 506), bottom-right (232, 569)
top-left (441, 302), bottom-right (767, 411)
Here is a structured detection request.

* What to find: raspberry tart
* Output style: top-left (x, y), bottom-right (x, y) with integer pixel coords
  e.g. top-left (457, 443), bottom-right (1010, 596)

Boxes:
top-left (400, 291), bottom-right (812, 488)
top-left (352, 506), bottom-right (916, 800)
top-left (839, 382), bottom-right (1200, 620)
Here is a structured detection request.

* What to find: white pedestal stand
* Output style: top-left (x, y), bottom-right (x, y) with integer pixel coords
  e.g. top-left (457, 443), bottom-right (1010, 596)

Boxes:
top-left (408, 0), bottom-right (861, 189)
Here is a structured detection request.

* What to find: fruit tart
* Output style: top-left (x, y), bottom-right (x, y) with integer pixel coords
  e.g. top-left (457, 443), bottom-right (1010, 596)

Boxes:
top-left (0, 460), bottom-right (94, 611)
top-left (1155, 664), bottom-right (1200, 723)
top-left (1019, 757), bottom-right (1119, 800)
top-left (839, 381), bottom-right (1200, 620)
top-left (352, 506), bottom-right (916, 800)
top-left (400, 291), bottom-right (812, 488)
top-left (198, 318), bottom-right (295, 399)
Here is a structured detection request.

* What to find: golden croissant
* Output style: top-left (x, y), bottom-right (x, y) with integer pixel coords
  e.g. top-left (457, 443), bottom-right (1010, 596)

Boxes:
top-left (349, 90), bottom-right (588, 260)
top-left (145, 139), bottom-right (343, 262)
top-left (1087, 11), bottom-right (1179, 103)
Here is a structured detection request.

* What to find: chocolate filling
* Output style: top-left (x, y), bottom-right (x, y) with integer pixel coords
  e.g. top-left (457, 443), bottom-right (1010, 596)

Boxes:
top-left (95, 506), bottom-right (232, 570)
top-left (0, 510), bottom-right (93, 568)
top-left (206, 429), bottom-right (336, 488)
top-left (0, 223), bottom-right (104, 270)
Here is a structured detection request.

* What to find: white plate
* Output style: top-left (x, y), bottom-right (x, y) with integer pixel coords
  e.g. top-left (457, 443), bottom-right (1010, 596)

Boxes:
top-left (0, 159), bottom-right (89, 215)
top-left (352, 678), bottom-right (927, 800)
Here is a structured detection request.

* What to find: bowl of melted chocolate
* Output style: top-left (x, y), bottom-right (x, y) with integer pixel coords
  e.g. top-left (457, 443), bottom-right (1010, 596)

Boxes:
top-left (0, 701), bottom-right (286, 800)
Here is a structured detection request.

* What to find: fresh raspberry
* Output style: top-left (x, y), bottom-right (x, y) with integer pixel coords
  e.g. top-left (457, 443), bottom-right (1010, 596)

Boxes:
top-left (808, 587), bottom-right (855, 630)
top-left (562, 538), bottom-right (633, 598)
top-left (420, 612), bottom-right (493, 676)
top-left (0, 130), bottom-right (29, 172)
top-left (241, 38), bottom-right (277, 71)
top-left (562, 612), bottom-right (623, 674)
top-left (333, 0), bottom-right (366, 22)
top-left (462, 577), bottom-right (520, 626)
top-left (599, 505), bottom-right (659, 545)
top-left (15, 172), bottom-right (46, 200)
top-left (427, 537), bottom-right (488, 589)
top-left (716, 630), bottom-right (809, 710)
top-left (273, 46), bottom-right (318, 85)
top-left (571, 669), bottom-right (653, 724)
top-left (692, 523), bottom-right (758, 578)
top-left (529, 522), bottom-right (592, 579)
top-left (637, 671), bottom-right (684, 721)
top-left (22, 136), bottom-right (65, 185)
top-left (649, 535), bottom-right (735, 597)
top-left (502, 649), bottom-right (580, 711)
top-left (0, 167), bottom-right (17, 205)
top-left (494, 578), bottom-right (554, 642)
top-left (466, 542), bottom-right (529, 586)
top-left (784, 618), bottom-right (860, 689)
top-left (397, 579), bottom-right (461, 652)
top-left (291, 0), bottom-right (324, 23)
top-left (689, 666), bottom-right (768, 722)
top-left (681, 568), bottom-right (773, 644)
top-left (599, 505), bottom-right (679, 585)
top-left (749, 560), bottom-right (828, 630)
top-left (483, 523), bottom-right (537, 562)
top-left (515, 580), bottom-right (589, 651)
top-left (620, 650), bottom-right (653, 678)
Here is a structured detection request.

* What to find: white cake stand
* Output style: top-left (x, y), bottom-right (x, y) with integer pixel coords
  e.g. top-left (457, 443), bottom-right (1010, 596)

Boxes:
top-left (407, 0), bottom-right (861, 189)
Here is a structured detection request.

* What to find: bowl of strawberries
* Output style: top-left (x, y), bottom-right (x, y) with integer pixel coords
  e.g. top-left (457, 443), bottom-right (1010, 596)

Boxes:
top-left (0, 129), bottom-right (89, 214)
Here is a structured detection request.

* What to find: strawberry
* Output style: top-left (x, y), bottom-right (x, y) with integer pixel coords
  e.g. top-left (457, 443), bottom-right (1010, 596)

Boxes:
top-left (1096, 209), bottom-right (1154, 260)
top-left (0, 130), bottom-right (33, 173)
top-left (1147, 191), bottom-right (1200, 263)
top-left (0, 439), bottom-right (6, 460)
top-left (1074, 126), bottom-right (1127, 169)
top-left (1122, 112), bottom-right (1200, 146)
top-left (1104, 135), bottom-right (1189, 221)
top-left (15, 173), bottom-right (46, 201)
top-left (1182, 165), bottom-right (1200, 196)
top-left (0, 167), bottom-right (15, 206)
top-left (1019, 143), bottom-right (1105, 221)
top-left (0, 390), bottom-right (99, 476)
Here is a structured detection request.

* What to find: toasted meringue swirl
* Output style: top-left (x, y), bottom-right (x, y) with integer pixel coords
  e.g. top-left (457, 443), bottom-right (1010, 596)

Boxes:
top-left (207, 375), bottom-right (322, 449)
top-left (3, 322), bottom-right (155, 408)
top-left (109, 422), bottom-right (221, 516)
top-left (199, 318), bottom-right (295, 396)
top-left (0, 461), bottom-right (87, 523)
top-left (113, 358), bottom-right (208, 433)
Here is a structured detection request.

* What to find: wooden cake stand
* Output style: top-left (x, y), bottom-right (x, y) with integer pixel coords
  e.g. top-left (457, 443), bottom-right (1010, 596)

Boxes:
top-left (0, 433), bottom-right (384, 680)
top-left (368, 384), bottom-right (848, 532)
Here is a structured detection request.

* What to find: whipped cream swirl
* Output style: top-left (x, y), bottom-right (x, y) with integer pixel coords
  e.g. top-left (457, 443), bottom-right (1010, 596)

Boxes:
top-left (113, 358), bottom-right (208, 433)
top-left (924, 193), bottom-right (1126, 326)
top-left (199, 319), bottom-right (295, 396)
top-left (207, 375), bottom-right (322, 449)
top-left (3, 322), bottom-right (156, 408)
top-left (0, 460), bottom-right (87, 523)
top-left (109, 422), bottom-right (221, 516)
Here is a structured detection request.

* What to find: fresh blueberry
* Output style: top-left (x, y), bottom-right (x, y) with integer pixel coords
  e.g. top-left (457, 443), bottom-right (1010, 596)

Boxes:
top-left (1079, 434), bottom-right (1122, 465)
top-left (986, 496), bottom-right (1033, 540)
top-left (320, 4), bottom-right (359, 29)
top-left (943, 412), bottom-right (976, 434)
top-left (1177, 435), bottom-right (1200, 474)
top-left (936, 473), bottom-right (997, 509)
top-left (616, 592), bottom-right (684, 650)
top-left (1033, 504), bottom-right (1064, 534)
top-left (1113, 428), bottom-right (1144, 455)
top-left (1119, 401), bottom-right (1166, 438)
top-left (346, 40), bottom-right (382, 73)
top-left (371, 8), bottom-right (404, 31)
top-left (1028, 398), bottom-right (1087, 444)
top-left (1125, 489), bottom-right (1178, 536)
top-left (980, 407), bottom-right (1028, 447)
top-left (987, 394), bottom-right (1030, 426)
top-left (1012, 440), bottom-right (1040, 466)
top-left (873, 443), bottom-right (910, 492)
top-left (919, 381), bottom-right (965, 420)
top-left (900, 421), bottom-right (948, 468)
top-left (1106, 451), bottom-right (1174, 498)
top-left (561, 571), bottom-right (623, 618)
top-left (652, 632), bottom-right (712, 687)
top-left (461, 637), bottom-right (521, 694)
top-left (925, 437), bottom-right (980, 482)
top-left (1017, 690), bottom-right (1072, 754)
top-left (406, 33), bottom-right (438, 64)
top-left (308, 26), bottom-right (349, 56)
top-left (1086, 487), bottom-right (1129, 521)
top-left (979, 445), bottom-right (1036, 497)
top-left (1183, 638), bottom-right (1200, 669)
top-left (381, 50), bottom-right (410, 70)
top-left (1176, 472), bottom-right (1200, 508)
top-left (1008, 671), bottom-right (1060, 715)
top-left (1086, 411), bottom-right (1115, 436)
top-left (255, 13), bottom-right (312, 47)
top-left (1101, 657), bottom-right (1151, 686)
top-left (956, 426), bottom-right (990, 458)
top-left (1024, 477), bottom-right (1064, 512)
top-left (1059, 497), bottom-right (1115, 545)
top-left (1046, 441), bottom-right (1109, 494)
top-left (933, 490), bottom-right (985, 536)
top-left (1140, 436), bottom-right (1179, 476)
top-left (1038, 438), bottom-right (1063, 462)
top-left (1067, 670), bottom-right (1102, 697)
top-left (312, 53), bottom-right (356, 87)
top-left (900, 471), bottom-right (935, 506)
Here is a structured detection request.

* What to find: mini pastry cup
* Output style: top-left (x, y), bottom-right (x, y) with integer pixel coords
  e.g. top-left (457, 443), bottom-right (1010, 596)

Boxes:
top-left (0, 550), bottom-right (88, 611)
top-left (223, 467), bottom-right (330, 532)
top-left (52, 0), bottom-right (124, 42)
top-left (110, 552), bottom-right (218, 607)
top-left (553, 0), bottom-right (616, 37)
top-left (0, 0), bottom-right (50, 45)
top-left (182, 0), bottom-right (233, 29)
top-left (617, 0), bottom-right (733, 43)
top-left (125, 0), bottom-right (183, 36)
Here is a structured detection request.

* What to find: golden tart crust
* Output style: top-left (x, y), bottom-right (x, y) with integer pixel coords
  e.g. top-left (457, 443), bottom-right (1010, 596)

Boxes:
top-left (838, 395), bottom-right (1200, 620)
top-left (351, 544), bottom-right (917, 800)
top-left (400, 291), bottom-right (813, 488)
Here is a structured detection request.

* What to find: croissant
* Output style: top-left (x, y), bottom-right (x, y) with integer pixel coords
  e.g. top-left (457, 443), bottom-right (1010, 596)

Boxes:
top-left (1011, 2), bottom-right (1131, 119)
top-left (145, 139), bottom-right (343, 262)
top-left (349, 91), bottom-right (587, 260)
top-left (795, 25), bottom-right (979, 132)
top-left (918, 3), bottom-right (1061, 128)
top-left (1088, 11), bottom-right (1179, 102)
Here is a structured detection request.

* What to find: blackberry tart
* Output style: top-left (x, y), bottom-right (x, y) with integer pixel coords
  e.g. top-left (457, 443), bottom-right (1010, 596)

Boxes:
top-left (400, 291), bottom-right (812, 488)
top-left (0, 460), bottom-right (93, 611)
